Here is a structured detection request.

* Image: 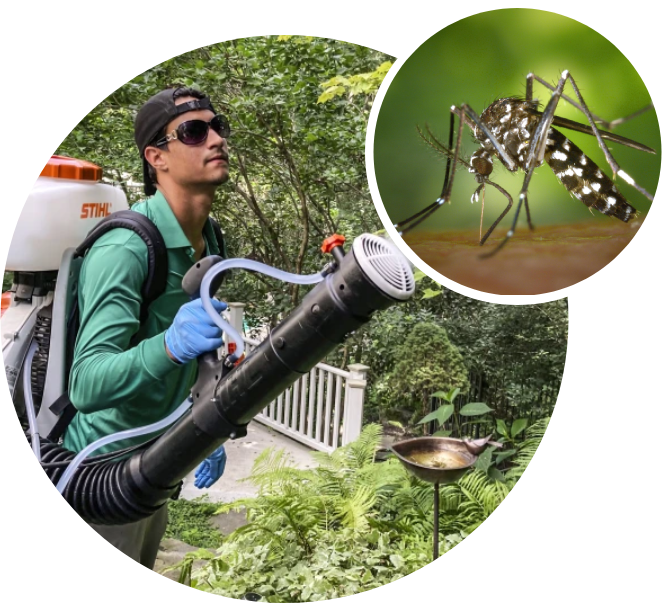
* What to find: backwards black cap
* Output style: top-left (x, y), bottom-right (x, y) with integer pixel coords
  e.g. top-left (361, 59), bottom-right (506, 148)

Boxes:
top-left (134, 88), bottom-right (215, 196)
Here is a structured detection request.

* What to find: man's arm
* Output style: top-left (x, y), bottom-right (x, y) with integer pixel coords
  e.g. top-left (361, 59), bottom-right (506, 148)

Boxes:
top-left (68, 239), bottom-right (179, 413)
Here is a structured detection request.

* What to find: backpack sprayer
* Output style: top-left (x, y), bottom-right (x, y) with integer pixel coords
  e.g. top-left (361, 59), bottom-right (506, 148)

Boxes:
top-left (3, 157), bottom-right (128, 434)
top-left (3, 157), bottom-right (416, 525)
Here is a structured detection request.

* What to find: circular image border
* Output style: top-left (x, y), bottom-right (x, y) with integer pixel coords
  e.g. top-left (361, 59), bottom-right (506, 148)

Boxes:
top-left (365, 2), bottom-right (670, 305)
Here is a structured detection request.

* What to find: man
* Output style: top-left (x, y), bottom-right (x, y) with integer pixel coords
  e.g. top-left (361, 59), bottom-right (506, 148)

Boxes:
top-left (63, 87), bottom-right (231, 568)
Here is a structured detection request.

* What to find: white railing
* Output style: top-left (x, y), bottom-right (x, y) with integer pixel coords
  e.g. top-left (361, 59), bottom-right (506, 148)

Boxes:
top-left (226, 302), bottom-right (368, 453)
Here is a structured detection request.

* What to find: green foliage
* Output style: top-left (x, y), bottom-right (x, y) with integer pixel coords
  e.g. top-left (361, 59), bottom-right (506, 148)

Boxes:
top-left (181, 526), bottom-right (435, 600)
top-left (354, 278), bottom-right (567, 427)
top-left (505, 417), bottom-right (550, 483)
top-left (165, 496), bottom-right (225, 549)
top-left (2, 272), bottom-right (12, 293)
top-left (170, 421), bottom-right (548, 599)
top-left (50, 34), bottom-right (566, 432)
top-left (56, 36), bottom-right (391, 322)
top-left (386, 322), bottom-right (469, 423)
top-left (317, 61), bottom-right (392, 104)
top-left (418, 388), bottom-right (493, 438)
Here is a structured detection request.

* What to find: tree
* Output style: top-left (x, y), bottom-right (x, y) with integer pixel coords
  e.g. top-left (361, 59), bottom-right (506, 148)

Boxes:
top-left (386, 321), bottom-right (469, 426)
top-left (56, 36), bottom-right (392, 322)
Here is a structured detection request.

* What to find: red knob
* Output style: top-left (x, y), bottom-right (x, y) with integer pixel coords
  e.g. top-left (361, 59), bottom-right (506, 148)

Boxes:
top-left (321, 234), bottom-right (346, 253)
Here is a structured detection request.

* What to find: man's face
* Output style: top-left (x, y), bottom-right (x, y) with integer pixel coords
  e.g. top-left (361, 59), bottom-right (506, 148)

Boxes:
top-left (149, 96), bottom-right (229, 192)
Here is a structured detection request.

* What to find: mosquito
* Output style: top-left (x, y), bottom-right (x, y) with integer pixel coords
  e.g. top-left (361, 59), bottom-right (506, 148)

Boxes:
top-left (394, 70), bottom-right (656, 257)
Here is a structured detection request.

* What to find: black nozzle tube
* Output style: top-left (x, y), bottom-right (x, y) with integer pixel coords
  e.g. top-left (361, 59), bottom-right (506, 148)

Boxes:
top-left (46, 238), bottom-right (413, 524)
top-left (139, 246), bottom-right (398, 490)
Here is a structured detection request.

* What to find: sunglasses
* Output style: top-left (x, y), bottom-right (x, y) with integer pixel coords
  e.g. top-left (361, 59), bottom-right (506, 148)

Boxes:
top-left (155, 114), bottom-right (230, 147)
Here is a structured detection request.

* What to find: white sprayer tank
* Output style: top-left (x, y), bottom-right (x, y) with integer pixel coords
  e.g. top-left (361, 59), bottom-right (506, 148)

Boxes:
top-left (6, 156), bottom-right (129, 271)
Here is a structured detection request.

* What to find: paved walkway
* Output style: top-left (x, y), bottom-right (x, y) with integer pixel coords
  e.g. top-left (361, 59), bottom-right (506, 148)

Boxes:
top-left (179, 420), bottom-right (320, 503)
top-left (155, 421), bottom-right (321, 576)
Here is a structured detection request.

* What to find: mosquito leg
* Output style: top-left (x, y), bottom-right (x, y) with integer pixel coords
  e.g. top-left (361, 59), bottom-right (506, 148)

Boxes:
top-left (561, 71), bottom-right (654, 201)
top-left (443, 110), bottom-right (455, 199)
top-left (479, 185), bottom-right (485, 242)
top-left (479, 180), bottom-right (513, 247)
top-left (602, 104), bottom-right (654, 130)
top-left (528, 72), bottom-right (654, 131)
top-left (527, 72), bottom-right (610, 125)
top-left (529, 71), bottom-right (653, 201)
top-left (524, 194), bottom-right (534, 231)
top-left (394, 104), bottom-right (466, 235)
top-left (440, 104), bottom-right (466, 202)
top-left (480, 179), bottom-right (530, 258)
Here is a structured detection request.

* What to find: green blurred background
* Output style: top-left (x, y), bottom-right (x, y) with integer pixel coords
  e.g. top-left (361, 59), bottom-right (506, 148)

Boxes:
top-left (374, 9), bottom-right (661, 233)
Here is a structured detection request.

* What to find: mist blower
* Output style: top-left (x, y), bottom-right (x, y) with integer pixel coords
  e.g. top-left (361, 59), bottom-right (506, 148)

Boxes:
top-left (3, 156), bottom-right (415, 525)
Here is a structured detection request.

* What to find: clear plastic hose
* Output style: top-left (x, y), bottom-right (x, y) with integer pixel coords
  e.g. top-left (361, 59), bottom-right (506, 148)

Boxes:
top-left (23, 340), bottom-right (41, 462)
top-left (200, 259), bottom-right (324, 360)
top-left (54, 260), bottom-right (323, 494)
top-left (55, 397), bottom-right (192, 494)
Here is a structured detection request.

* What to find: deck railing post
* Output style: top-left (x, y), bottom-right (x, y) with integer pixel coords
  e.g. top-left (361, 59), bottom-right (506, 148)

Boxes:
top-left (342, 363), bottom-right (369, 445)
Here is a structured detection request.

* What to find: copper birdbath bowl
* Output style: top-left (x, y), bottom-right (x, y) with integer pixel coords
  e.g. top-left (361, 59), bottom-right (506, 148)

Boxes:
top-left (391, 437), bottom-right (484, 560)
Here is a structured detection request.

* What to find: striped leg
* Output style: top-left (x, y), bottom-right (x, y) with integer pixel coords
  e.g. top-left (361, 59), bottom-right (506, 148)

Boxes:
top-left (526, 71), bottom-right (654, 201)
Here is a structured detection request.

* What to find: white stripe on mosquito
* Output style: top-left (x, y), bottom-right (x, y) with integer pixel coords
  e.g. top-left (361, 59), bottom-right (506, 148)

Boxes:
top-left (606, 196), bottom-right (617, 207)
top-left (580, 155), bottom-right (587, 165)
top-left (573, 167), bottom-right (583, 177)
top-left (618, 169), bottom-right (636, 186)
top-left (591, 182), bottom-right (601, 192)
top-left (552, 151), bottom-right (568, 161)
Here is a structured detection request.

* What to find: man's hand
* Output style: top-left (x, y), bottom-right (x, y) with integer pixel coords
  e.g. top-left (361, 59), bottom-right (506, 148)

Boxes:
top-left (165, 298), bottom-right (227, 363)
top-left (194, 446), bottom-right (227, 489)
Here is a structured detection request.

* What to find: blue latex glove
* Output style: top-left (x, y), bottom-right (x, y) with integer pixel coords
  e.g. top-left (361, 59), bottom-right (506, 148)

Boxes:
top-left (194, 446), bottom-right (227, 489)
top-left (165, 298), bottom-right (227, 363)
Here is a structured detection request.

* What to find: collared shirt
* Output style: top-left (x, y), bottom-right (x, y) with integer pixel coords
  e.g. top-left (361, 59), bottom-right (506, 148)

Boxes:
top-left (63, 191), bottom-right (221, 454)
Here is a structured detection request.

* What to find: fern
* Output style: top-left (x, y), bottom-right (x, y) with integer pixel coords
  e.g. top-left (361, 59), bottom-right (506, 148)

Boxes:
top-left (225, 418), bottom-right (546, 548)
top-left (178, 420), bottom-right (553, 599)
top-left (506, 417), bottom-right (549, 483)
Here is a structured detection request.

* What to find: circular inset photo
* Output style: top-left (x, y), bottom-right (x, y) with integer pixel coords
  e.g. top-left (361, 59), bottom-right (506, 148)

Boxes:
top-left (372, 9), bottom-right (661, 296)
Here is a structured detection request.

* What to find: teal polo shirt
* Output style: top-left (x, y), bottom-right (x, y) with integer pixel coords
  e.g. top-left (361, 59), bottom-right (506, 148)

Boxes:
top-left (63, 191), bottom-right (221, 454)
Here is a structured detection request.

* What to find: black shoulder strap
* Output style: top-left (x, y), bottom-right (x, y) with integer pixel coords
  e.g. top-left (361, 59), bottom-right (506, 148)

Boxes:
top-left (50, 213), bottom-right (225, 443)
top-left (50, 211), bottom-right (168, 443)
top-left (76, 210), bottom-right (168, 322)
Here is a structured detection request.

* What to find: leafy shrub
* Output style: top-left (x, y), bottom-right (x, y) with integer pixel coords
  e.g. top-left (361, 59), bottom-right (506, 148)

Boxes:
top-left (168, 421), bottom-right (548, 600)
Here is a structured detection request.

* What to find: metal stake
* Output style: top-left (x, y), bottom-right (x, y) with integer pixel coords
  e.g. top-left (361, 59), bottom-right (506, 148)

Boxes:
top-left (434, 483), bottom-right (440, 561)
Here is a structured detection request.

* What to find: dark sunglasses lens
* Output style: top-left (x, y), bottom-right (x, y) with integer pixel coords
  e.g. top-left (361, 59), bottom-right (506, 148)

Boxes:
top-left (211, 115), bottom-right (231, 138)
top-left (179, 120), bottom-right (210, 145)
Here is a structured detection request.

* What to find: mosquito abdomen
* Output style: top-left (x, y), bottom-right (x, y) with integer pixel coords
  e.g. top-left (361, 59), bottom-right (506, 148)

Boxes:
top-left (545, 128), bottom-right (636, 222)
